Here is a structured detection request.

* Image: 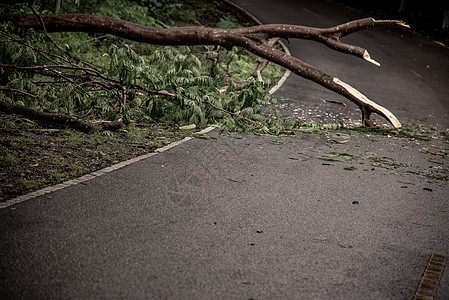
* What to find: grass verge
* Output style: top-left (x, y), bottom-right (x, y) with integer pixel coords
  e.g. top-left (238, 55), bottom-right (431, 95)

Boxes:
top-left (0, 112), bottom-right (199, 201)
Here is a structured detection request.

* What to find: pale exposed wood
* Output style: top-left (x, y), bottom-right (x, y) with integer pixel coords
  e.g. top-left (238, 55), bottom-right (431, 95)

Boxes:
top-left (363, 50), bottom-right (381, 66)
top-left (333, 78), bottom-right (402, 128)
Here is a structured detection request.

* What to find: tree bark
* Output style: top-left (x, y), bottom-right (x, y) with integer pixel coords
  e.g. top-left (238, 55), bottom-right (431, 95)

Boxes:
top-left (0, 13), bottom-right (409, 128)
top-left (53, 0), bottom-right (62, 14)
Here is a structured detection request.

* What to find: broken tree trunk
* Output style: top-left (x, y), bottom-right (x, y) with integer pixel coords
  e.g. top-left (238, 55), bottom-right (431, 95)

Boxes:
top-left (0, 13), bottom-right (409, 128)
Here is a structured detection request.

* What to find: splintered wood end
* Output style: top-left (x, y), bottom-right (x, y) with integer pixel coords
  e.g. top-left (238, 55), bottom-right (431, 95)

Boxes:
top-left (363, 50), bottom-right (380, 66)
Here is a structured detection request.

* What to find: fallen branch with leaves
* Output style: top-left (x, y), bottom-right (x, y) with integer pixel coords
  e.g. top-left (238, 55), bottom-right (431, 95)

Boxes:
top-left (1, 9), bottom-right (409, 129)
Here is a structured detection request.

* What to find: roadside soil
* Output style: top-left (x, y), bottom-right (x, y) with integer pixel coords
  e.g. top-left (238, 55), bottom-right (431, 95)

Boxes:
top-left (0, 112), bottom-right (191, 201)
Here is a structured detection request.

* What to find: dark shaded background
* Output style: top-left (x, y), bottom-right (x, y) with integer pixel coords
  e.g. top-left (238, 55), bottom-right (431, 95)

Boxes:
top-left (336, 0), bottom-right (449, 45)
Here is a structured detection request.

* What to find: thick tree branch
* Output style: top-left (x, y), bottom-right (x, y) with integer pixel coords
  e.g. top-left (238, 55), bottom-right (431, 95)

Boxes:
top-left (0, 13), bottom-right (408, 128)
top-left (0, 100), bottom-right (97, 132)
top-left (242, 42), bottom-right (401, 128)
top-left (0, 13), bottom-right (408, 63)
top-left (0, 100), bottom-right (123, 132)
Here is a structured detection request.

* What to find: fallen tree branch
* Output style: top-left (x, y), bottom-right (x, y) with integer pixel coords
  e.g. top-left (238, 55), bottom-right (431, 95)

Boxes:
top-left (0, 13), bottom-right (409, 128)
top-left (243, 42), bottom-right (402, 128)
top-left (0, 100), bottom-right (123, 132)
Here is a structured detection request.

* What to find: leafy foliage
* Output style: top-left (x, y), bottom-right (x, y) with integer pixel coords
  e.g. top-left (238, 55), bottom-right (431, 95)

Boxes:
top-left (216, 16), bottom-right (241, 29)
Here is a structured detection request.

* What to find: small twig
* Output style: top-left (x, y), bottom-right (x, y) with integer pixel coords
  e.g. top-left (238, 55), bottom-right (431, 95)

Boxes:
top-left (28, 4), bottom-right (69, 58)
top-left (65, 81), bottom-right (93, 99)
top-left (0, 31), bottom-right (64, 65)
top-left (32, 80), bottom-right (71, 85)
top-left (28, 3), bottom-right (101, 72)
top-left (86, 34), bottom-right (109, 43)
top-left (226, 55), bottom-right (234, 77)
top-left (122, 86), bottom-right (127, 106)
top-left (0, 87), bottom-right (38, 98)
top-left (215, 45), bottom-right (221, 68)
top-left (0, 63), bottom-right (108, 81)
top-left (1, 62), bottom-right (117, 102)
top-left (42, 68), bottom-right (88, 94)
top-left (78, 105), bottom-right (94, 119)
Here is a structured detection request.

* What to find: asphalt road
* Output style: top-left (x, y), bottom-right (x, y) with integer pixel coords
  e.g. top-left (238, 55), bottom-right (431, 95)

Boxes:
top-left (1, 0), bottom-right (448, 299)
